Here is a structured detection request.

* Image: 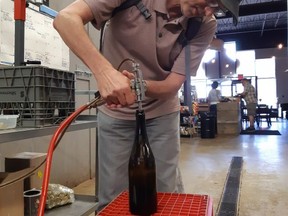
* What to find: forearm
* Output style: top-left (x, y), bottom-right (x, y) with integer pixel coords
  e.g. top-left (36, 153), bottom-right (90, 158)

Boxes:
top-left (145, 72), bottom-right (185, 99)
top-left (53, 8), bottom-right (112, 81)
top-left (53, 3), bottom-right (135, 106)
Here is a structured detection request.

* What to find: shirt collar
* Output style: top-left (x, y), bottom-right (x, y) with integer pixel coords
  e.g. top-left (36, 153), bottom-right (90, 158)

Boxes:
top-left (153, 0), bottom-right (167, 14)
top-left (153, 1), bottom-right (189, 29)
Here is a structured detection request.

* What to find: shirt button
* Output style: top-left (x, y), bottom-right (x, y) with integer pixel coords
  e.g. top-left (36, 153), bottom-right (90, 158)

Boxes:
top-left (158, 32), bottom-right (163, 38)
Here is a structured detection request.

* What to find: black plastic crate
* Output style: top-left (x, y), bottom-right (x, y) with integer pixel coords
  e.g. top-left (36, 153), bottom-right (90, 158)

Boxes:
top-left (0, 66), bottom-right (75, 127)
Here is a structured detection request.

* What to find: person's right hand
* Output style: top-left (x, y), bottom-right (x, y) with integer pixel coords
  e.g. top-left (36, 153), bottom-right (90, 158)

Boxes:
top-left (96, 68), bottom-right (136, 108)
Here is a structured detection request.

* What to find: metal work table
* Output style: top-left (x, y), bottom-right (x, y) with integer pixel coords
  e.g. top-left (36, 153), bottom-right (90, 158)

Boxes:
top-left (0, 115), bottom-right (98, 216)
top-left (0, 118), bottom-right (97, 145)
top-left (45, 194), bottom-right (97, 216)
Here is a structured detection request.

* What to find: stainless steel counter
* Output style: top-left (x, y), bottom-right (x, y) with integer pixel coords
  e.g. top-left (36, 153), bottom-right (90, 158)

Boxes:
top-left (45, 194), bottom-right (97, 216)
top-left (0, 116), bottom-right (97, 144)
top-left (0, 115), bottom-right (98, 216)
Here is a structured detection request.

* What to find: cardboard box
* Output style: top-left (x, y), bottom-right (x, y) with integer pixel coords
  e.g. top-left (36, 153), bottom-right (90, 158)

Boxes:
top-left (217, 110), bottom-right (241, 122)
top-left (5, 152), bottom-right (46, 190)
top-left (0, 168), bottom-right (34, 216)
top-left (217, 101), bottom-right (240, 111)
top-left (218, 122), bottom-right (241, 135)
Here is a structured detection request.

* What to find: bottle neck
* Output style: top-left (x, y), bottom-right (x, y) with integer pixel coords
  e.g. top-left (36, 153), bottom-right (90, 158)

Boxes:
top-left (133, 110), bottom-right (154, 159)
top-left (135, 110), bottom-right (148, 137)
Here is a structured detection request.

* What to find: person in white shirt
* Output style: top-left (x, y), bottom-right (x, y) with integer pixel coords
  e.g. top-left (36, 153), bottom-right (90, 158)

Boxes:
top-left (207, 81), bottom-right (221, 133)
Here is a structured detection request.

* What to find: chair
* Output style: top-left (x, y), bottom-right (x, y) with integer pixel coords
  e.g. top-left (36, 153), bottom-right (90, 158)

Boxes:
top-left (256, 104), bottom-right (272, 127)
top-left (269, 106), bottom-right (279, 121)
top-left (241, 106), bottom-right (249, 127)
top-left (280, 103), bottom-right (288, 119)
top-left (240, 99), bottom-right (249, 128)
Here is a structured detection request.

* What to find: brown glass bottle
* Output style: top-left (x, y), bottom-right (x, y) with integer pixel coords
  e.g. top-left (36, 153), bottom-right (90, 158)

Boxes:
top-left (129, 110), bottom-right (157, 215)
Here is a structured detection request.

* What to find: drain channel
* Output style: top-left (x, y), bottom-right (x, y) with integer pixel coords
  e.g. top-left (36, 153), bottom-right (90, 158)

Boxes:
top-left (217, 156), bottom-right (243, 216)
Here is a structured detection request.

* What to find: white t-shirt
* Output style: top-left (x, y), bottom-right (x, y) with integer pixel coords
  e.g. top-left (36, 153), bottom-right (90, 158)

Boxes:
top-left (208, 89), bottom-right (221, 105)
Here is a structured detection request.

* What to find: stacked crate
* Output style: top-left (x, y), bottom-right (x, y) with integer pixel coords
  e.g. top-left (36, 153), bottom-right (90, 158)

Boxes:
top-left (98, 191), bottom-right (213, 216)
top-left (217, 102), bottom-right (241, 135)
top-left (0, 66), bottom-right (75, 127)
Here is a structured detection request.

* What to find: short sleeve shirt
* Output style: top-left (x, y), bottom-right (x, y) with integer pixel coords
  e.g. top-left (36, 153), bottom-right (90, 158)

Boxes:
top-left (84, 0), bottom-right (217, 120)
top-left (243, 83), bottom-right (257, 104)
top-left (208, 89), bottom-right (221, 104)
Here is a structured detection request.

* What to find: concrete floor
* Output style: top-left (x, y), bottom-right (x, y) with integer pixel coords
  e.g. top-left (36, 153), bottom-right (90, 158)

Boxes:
top-left (73, 118), bottom-right (288, 216)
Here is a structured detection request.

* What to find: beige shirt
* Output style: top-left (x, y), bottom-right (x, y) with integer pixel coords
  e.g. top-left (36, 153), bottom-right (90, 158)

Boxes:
top-left (84, 0), bottom-right (217, 120)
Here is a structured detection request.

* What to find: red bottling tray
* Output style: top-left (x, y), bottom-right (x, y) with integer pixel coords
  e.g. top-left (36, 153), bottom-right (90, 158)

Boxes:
top-left (98, 191), bottom-right (213, 216)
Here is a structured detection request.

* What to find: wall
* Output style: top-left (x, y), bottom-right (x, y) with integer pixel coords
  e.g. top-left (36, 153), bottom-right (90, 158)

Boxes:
top-left (275, 57), bottom-right (288, 104)
top-left (0, 129), bottom-right (96, 187)
top-left (255, 47), bottom-right (288, 104)
top-left (0, 0), bottom-right (69, 70)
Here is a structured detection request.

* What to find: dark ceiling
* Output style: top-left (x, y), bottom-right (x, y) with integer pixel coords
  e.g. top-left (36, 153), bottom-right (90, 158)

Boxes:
top-left (215, 0), bottom-right (287, 50)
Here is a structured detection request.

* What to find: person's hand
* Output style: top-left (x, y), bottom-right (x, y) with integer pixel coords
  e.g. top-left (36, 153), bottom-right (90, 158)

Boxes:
top-left (96, 68), bottom-right (136, 108)
top-left (121, 70), bottom-right (135, 80)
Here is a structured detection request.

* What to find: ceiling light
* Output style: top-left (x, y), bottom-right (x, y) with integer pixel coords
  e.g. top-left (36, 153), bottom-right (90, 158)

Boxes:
top-left (277, 44), bottom-right (283, 49)
top-left (214, 11), bottom-right (226, 17)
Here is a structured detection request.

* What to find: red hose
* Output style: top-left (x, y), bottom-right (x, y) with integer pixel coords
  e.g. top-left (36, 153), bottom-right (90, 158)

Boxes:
top-left (37, 103), bottom-right (90, 216)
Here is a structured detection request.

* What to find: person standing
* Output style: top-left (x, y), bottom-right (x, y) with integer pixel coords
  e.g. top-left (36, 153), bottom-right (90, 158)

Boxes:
top-left (207, 81), bottom-right (221, 133)
top-left (207, 81), bottom-right (221, 114)
top-left (53, 0), bottom-right (242, 211)
top-left (239, 78), bottom-right (257, 131)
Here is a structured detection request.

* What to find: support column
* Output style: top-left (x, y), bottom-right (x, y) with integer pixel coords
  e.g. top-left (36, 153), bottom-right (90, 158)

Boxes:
top-left (14, 0), bottom-right (26, 66)
top-left (183, 46), bottom-right (192, 112)
top-left (183, 78), bottom-right (191, 112)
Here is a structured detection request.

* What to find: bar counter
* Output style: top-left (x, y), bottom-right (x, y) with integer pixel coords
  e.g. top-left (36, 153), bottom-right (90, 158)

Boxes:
top-left (217, 101), bottom-right (241, 135)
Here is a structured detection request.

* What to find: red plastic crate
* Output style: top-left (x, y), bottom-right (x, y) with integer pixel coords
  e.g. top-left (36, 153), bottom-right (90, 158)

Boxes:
top-left (98, 191), bottom-right (213, 216)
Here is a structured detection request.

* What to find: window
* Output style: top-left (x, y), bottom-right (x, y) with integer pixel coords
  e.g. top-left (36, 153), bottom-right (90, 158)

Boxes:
top-left (255, 58), bottom-right (277, 107)
top-left (236, 50), bottom-right (256, 76)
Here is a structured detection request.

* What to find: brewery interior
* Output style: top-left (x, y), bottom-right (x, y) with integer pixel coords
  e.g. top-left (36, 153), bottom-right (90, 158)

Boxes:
top-left (0, 0), bottom-right (287, 216)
